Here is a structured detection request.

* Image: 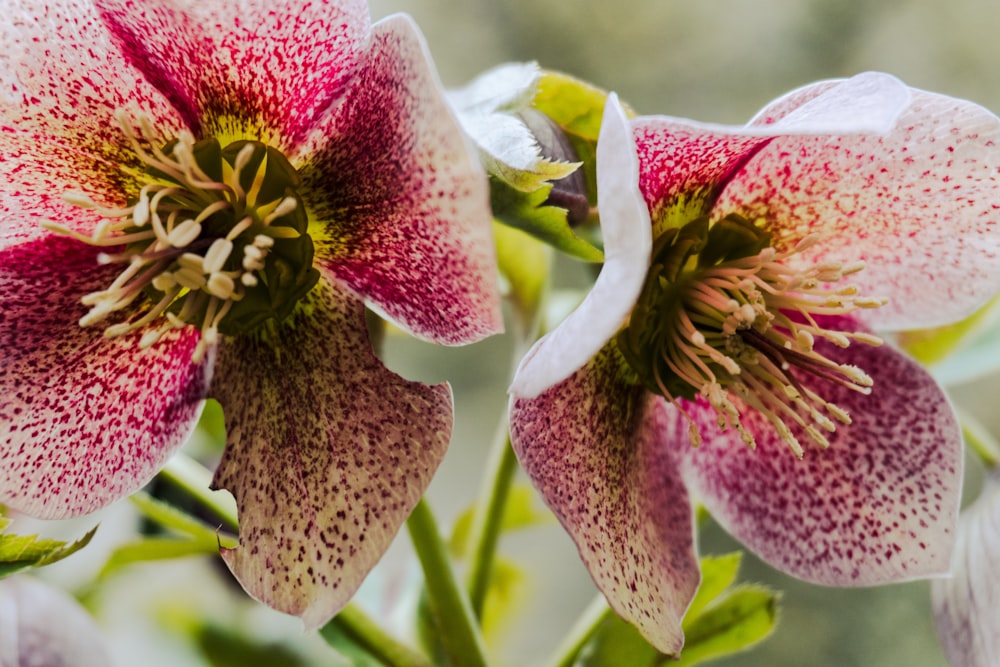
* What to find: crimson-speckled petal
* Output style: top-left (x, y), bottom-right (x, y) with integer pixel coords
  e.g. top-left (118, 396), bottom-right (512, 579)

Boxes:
top-left (512, 95), bottom-right (650, 398)
top-left (673, 321), bottom-right (962, 586)
top-left (0, 235), bottom-right (211, 519)
top-left (210, 276), bottom-right (452, 630)
top-left (0, 0), bottom-right (186, 247)
top-left (721, 87), bottom-right (1000, 331)
top-left (931, 470), bottom-right (1000, 667)
top-left (94, 0), bottom-right (370, 149)
top-left (509, 345), bottom-right (700, 655)
top-left (303, 15), bottom-right (502, 345)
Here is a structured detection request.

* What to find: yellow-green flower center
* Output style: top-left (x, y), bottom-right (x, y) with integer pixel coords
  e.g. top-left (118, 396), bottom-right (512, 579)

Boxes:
top-left (617, 214), bottom-right (886, 456)
top-left (51, 111), bottom-right (319, 362)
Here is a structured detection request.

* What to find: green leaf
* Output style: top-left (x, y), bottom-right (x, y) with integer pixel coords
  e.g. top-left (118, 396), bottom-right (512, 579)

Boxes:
top-left (198, 624), bottom-right (312, 667)
top-left (676, 586), bottom-right (780, 667)
top-left (490, 178), bottom-right (603, 263)
top-left (0, 521), bottom-right (97, 579)
top-left (899, 294), bottom-right (1000, 365)
top-left (481, 557), bottom-right (528, 648)
top-left (449, 483), bottom-right (555, 559)
top-left (319, 622), bottom-right (389, 667)
top-left (571, 612), bottom-right (660, 667)
top-left (682, 552), bottom-right (742, 624)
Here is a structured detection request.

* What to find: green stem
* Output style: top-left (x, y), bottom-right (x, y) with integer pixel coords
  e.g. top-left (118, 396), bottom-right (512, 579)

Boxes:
top-left (159, 452), bottom-right (239, 532)
top-left (160, 453), bottom-right (429, 667)
top-left (407, 498), bottom-right (490, 667)
top-left (330, 605), bottom-right (433, 667)
top-left (465, 419), bottom-right (519, 618)
top-left (546, 594), bottom-right (613, 667)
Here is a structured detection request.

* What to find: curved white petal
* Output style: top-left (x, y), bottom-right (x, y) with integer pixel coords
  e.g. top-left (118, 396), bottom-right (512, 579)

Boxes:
top-left (510, 94), bottom-right (651, 398)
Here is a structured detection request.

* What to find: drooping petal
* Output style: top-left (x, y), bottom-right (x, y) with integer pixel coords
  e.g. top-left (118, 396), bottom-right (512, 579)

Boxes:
top-left (0, 235), bottom-right (210, 518)
top-left (512, 95), bottom-right (650, 398)
top-left (509, 345), bottom-right (700, 655)
top-left (0, 576), bottom-right (112, 667)
top-left (210, 276), bottom-right (452, 630)
top-left (0, 0), bottom-right (186, 246)
top-left (720, 87), bottom-right (1000, 330)
top-left (931, 471), bottom-right (1000, 667)
top-left (674, 319), bottom-right (962, 586)
top-left (302, 14), bottom-right (501, 345)
top-left (94, 0), bottom-right (370, 149)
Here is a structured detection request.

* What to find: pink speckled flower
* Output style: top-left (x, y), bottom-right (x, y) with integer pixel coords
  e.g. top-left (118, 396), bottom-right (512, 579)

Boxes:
top-left (510, 75), bottom-right (1000, 654)
top-left (0, 0), bottom-right (501, 628)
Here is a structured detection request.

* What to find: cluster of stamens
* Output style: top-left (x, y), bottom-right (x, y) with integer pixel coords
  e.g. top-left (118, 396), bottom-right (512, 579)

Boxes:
top-left (48, 110), bottom-right (318, 362)
top-left (618, 215), bottom-right (886, 457)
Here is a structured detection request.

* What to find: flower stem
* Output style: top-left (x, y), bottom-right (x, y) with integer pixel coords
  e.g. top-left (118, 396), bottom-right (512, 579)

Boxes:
top-left (465, 418), bottom-right (519, 618)
top-left (406, 498), bottom-right (490, 667)
top-left (159, 452), bottom-right (238, 532)
top-left (331, 605), bottom-right (433, 667)
top-left (160, 453), bottom-right (429, 667)
top-left (546, 594), bottom-right (613, 667)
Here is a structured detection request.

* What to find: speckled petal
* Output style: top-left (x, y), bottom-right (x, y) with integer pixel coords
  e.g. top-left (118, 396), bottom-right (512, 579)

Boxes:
top-left (0, 576), bottom-right (112, 667)
top-left (720, 87), bottom-right (1000, 330)
top-left (302, 15), bottom-right (502, 345)
top-left (93, 0), bottom-right (370, 148)
top-left (509, 345), bottom-right (700, 655)
top-left (931, 471), bottom-right (1000, 667)
top-left (511, 95), bottom-right (650, 398)
top-left (210, 276), bottom-right (452, 630)
top-left (674, 320), bottom-right (962, 586)
top-left (0, 235), bottom-right (210, 519)
top-left (0, 0), bottom-right (186, 247)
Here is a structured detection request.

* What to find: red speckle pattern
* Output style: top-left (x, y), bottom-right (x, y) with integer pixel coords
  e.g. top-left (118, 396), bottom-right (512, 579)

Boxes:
top-left (210, 277), bottom-right (452, 629)
top-left (931, 471), bottom-right (1000, 666)
top-left (303, 16), bottom-right (503, 346)
top-left (95, 0), bottom-right (369, 149)
top-left (673, 317), bottom-right (962, 586)
top-left (509, 345), bottom-right (700, 655)
top-left (0, 235), bottom-right (211, 518)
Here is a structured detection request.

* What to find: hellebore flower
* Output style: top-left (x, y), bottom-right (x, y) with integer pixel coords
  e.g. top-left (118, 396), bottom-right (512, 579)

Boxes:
top-left (0, 0), bottom-right (501, 628)
top-left (510, 74), bottom-right (1000, 654)
top-left (932, 467), bottom-right (1000, 667)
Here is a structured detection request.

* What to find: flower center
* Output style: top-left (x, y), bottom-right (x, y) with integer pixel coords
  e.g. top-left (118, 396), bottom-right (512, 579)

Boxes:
top-left (49, 111), bottom-right (319, 362)
top-left (616, 214), bottom-right (886, 456)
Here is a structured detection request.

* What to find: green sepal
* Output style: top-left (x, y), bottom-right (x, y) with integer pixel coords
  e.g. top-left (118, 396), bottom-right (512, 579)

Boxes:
top-left (490, 177), bottom-right (603, 263)
top-left (0, 515), bottom-right (97, 579)
top-left (899, 294), bottom-right (1000, 367)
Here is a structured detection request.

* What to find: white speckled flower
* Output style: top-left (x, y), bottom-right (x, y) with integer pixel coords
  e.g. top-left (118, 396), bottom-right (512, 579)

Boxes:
top-left (0, 0), bottom-right (501, 628)
top-left (510, 75), bottom-right (1000, 654)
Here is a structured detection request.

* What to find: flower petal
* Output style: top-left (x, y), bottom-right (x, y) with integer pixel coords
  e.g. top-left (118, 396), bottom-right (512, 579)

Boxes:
top-left (509, 345), bottom-right (700, 655)
top-left (94, 0), bottom-right (370, 148)
top-left (511, 95), bottom-right (650, 398)
top-left (303, 14), bottom-right (501, 345)
top-left (209, 276), bottom-right (452, 630)
top-left (0, 235), bottom-right (210, 518)
top-left (0, 576), bottom-right (112, 667)
top-left (931, 471), bottom-right (1000, 667)
top-left (720, 87), bottom-right (1000, 330)
top-left (674, 319), bottom-right (962, 586)
top-left (0, 0), bottom-right (185, 246)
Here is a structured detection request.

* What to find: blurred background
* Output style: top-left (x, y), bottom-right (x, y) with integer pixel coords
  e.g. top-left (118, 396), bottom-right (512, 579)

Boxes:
top-left (16, 1), bottom-right (1000, 665)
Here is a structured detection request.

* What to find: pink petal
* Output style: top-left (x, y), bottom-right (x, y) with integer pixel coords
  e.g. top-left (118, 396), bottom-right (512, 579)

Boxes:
top-left (0, 0), bottom-right (186, 246)
top-left (509, 346), bottom-right (700, 655)
top-left (931, 471), bottom-right (1000, 667)
top-left (302, 15), bottom-right (502, 345)
top-left (94, 0), bottom-right (370, 149)
top-left (720, 88), bottom-right (1000, 330)
top-left (0, 235), bottom-right (211, 518)
top-left (0, 576), bottom-right (112, 667)
top-left (511, 95), bottom-right (650, 398)
top-left (674, 318), bottom-right (962, 586)
top-left (210, 276), bottom-right (452, 630)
